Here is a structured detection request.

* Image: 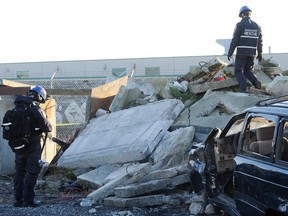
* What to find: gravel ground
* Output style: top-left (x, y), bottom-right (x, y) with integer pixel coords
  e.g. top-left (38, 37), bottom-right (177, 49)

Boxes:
top-left (0, 175), bottom-right (193, 216)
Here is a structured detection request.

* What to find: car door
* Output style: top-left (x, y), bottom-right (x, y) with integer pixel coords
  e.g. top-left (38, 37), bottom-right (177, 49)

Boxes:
top-left (233, 113), bottom-right (288, 216)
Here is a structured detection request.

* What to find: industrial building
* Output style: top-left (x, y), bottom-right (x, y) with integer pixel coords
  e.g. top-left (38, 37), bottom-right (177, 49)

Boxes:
top-left (0, 53), bottom-right (287, 80)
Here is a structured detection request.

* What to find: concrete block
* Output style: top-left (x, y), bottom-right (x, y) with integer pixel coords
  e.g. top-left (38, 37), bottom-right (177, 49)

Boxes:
top-left (255, 71), bottom-right (273, 85)
top-left (109, 85), bottom-right (142, 112)
top-left (143, 164), bottom-right (188, 181)
top-left (173, 91), bottom-right (270, 129)
top-left (77, 165), bottom-right (121, 189)
top-left (150, 127), bottom-right (195, 170)
top-left (114, 174), bottom-right (190, 198)
top-left (87, 173), bottom-right (130, 202)
top-left (104, 163), bottom-right (150, 183)
top-left (188, 78), bottom-right (238, 94)
top-left (266, 76), bottom-right (288, 96)
top-left (87, 163), bottom-right (151, 202)
top-left (104, 194), bottom-right (181, 208)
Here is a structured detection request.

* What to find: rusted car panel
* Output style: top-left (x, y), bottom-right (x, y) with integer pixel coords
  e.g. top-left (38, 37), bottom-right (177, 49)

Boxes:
top-left (189, 96), bottom-right (288, 216)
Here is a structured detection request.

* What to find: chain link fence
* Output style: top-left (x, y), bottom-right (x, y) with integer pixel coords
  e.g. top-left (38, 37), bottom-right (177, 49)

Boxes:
top-left (19, 78), bottom-right (105, 142)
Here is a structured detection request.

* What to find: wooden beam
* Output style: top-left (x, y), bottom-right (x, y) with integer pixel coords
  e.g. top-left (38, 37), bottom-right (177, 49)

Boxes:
top-left (0, 86), bottom-right (91, 96)
top-left (0, 87), bottom-right (31, 95)
top-left (0, 79), bottom-right (30, 87)
top-left (46, 89), bottom-right (91, 96)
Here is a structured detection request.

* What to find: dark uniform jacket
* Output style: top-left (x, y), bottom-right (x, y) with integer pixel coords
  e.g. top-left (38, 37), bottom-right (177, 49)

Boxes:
top-left (228, 17), bottom-right (263, 57)
top-left (14, 95), bottom-right (52, 143)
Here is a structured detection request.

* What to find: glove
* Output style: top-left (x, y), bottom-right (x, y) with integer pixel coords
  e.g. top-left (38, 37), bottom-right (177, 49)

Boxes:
top-left (227, 55), bottom-right (231, 61)
top-left (257, 54), bottom-right (262, 62)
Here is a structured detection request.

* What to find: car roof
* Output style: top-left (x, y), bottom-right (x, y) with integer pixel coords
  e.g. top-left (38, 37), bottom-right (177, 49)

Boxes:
top-left (245, 95), bottom-right (288, 117)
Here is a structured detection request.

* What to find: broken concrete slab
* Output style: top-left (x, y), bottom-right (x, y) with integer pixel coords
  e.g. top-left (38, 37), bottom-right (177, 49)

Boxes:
top-left (86, 163), bottom-right (151, 202)
top-left (254, 71), bottom-right (273, 85)
top-left (57, 99), bottom-right (184, 169)
top-left (143, 164), bottom-right (189, 181)
top-left (77, 165), bottom-right (121, 189)
top-left (114, 174), bottom-right (190, 198)
top-left (104, 194), bottom-right (181, 208)
top-left (109, 85), bottom-right (143, 112)
top-left (188, 78), bottom-right (239, 94)
top-left (188, 192), bottom-right (207, 215)
top-left (103, 163), bottom-right (151, 183)
top-left (172, 91), bottom-right (271, 129)
top-left (129, 80), bottom-right (155, 96)
top-left (266, 76), bottom-right (288, 96)
top-left (150, 126), bottom-right (195, 170)
top-left (194, 91), bottom-right (269, 116)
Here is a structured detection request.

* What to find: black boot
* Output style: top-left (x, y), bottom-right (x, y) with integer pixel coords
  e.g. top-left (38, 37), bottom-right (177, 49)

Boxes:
top-left (13, 200), bottom-right (23, 207)
top-left (23, 200), bottom-right (41, 208)
top-left (253, 79), bottom-right (262, 89)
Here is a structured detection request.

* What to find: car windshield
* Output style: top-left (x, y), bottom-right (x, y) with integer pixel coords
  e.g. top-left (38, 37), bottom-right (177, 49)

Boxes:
top-left (226, 118), bottom-right (245, 136)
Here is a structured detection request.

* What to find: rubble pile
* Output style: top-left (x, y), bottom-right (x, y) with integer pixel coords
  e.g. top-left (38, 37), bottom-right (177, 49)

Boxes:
top-left (39, 56), bottom-right (288, 215)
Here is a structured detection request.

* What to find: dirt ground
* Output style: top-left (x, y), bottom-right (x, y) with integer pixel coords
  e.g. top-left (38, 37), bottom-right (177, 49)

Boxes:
top-left (0, 175), bottom-right (195, 216)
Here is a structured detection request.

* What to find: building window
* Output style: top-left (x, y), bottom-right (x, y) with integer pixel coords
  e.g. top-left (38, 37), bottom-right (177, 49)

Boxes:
top-left (16, 71), bottom-right (29, 78)
top-left (145, 67), bottom-right (160, 76)
top-left (112, 68), bottom-right (127, 77)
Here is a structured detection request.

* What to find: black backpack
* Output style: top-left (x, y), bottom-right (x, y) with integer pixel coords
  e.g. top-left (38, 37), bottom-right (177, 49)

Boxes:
top-left (2, 102), bottom-right (32, 153)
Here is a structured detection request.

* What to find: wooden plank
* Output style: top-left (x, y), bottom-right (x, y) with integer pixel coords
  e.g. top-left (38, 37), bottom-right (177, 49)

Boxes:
top-left (0, 87), bottom-right (31, 95)
top-left (89, 76), bottom-right (128, 119)
top-left (0, 79), bottom-right (91, 96)
top-left (0, 87), bottom-right (91, 96)
top-left (0, 79), bottom-right (30, 87)
top-left (40, 98), bottom-right (57, 163)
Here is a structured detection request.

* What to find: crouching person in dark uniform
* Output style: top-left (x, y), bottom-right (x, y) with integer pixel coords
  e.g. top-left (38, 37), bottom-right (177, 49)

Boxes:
top-left (13, 85), bottom-right (52, 208)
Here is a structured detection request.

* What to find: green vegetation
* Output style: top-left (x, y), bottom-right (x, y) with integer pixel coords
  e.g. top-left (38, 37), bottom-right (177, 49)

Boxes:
top-left (259, 57), bottom-right (279, 67)
top-left (169, 87), bottom-right (198, 102)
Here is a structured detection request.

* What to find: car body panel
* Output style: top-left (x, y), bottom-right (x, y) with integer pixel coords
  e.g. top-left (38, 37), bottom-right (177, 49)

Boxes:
top-left (234, 156), bottom-right (288, 215)
top-left (189, 96), bottom-right (288, 216)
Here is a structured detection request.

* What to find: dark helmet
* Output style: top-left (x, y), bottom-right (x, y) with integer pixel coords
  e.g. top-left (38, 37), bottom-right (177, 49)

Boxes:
top-left (29, 85), bottom-right (47, 103)
top-left (239, 6), bottom-right (252, 17)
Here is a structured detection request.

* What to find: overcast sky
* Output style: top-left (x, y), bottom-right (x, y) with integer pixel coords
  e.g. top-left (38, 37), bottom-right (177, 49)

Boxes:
top-left (0, 0), bottom-right (286, 63)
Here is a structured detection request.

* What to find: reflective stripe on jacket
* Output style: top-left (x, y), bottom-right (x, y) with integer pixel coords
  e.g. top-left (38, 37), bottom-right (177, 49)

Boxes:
top-left (228, 17), bottom-right (263, 56)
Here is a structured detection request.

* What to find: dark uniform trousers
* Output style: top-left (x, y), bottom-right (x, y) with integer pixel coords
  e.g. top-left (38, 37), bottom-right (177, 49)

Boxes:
top-left (13, 141), bottom-right (41, 203)
top-left (234, 55), bottom-right (257, 92)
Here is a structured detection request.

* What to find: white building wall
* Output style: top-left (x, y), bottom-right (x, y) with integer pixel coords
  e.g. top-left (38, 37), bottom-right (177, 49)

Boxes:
top-left (0, 53), bottom-right (287, 80)
top-left (0, 96), bottom-right (16, 175)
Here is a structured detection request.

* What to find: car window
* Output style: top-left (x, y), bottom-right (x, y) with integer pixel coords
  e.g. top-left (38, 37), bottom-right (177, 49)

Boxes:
top-left (279, 121), bottom-right (288, 162)
top-left (240, 115), bottom-right (277, 159)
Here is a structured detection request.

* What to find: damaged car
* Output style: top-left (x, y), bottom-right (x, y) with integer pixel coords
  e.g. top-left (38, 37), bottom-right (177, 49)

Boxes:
top-left (189, 95), bottom-right (288, 216)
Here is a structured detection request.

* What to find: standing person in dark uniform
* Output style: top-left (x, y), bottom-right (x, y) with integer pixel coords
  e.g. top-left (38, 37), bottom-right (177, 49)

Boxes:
top-left (227, 6), bottom-right (263, 93)
top-left (13, 85), bottom-right (52, 208)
